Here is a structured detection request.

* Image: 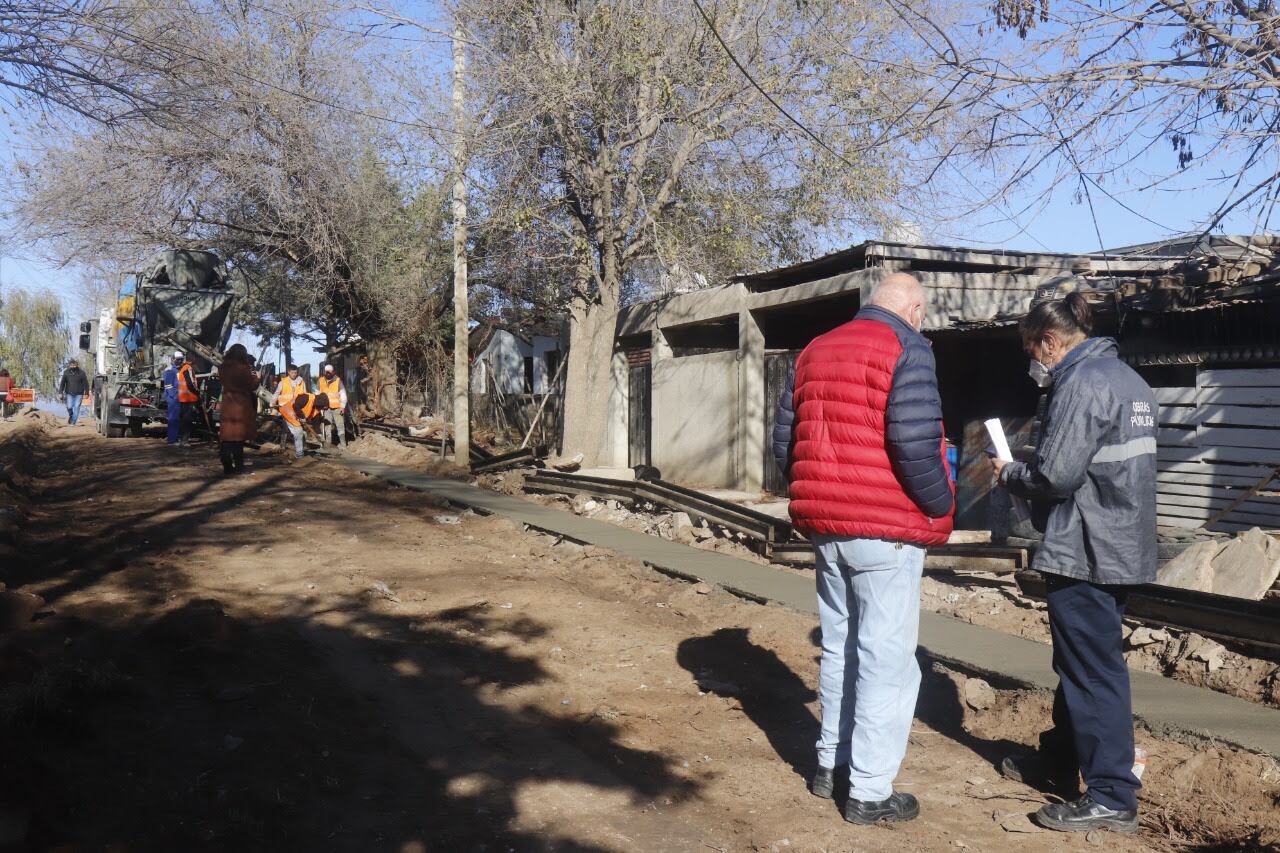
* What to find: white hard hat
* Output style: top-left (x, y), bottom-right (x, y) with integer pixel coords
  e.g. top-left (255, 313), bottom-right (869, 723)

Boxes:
top-left (173, 350), bottom-right (183, 359)
top-left (324, 363), bottom-right (334, 371)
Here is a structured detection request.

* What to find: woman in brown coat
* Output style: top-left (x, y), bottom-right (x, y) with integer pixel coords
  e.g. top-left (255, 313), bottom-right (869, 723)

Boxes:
top-left (218, 344), bottom-right (259, 475)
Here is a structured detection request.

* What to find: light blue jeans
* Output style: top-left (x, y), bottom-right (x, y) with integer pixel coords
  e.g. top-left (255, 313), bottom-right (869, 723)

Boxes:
top-left (65, 395), bottom-right (83, 425)
top-left (812, 534), bottom-right (925, 802)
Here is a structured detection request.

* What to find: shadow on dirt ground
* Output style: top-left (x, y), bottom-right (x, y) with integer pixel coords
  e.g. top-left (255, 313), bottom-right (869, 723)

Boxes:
top-left (676, 627), bottom-right (818, 783)
top-left (0, 423), bottom-right (696, 851)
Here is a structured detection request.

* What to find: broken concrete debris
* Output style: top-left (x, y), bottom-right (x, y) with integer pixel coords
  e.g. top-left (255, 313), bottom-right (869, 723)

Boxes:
top-left (1156, 526), bottom-right (1280, 600)
top-left (963, 677), bottom-right (996, 711)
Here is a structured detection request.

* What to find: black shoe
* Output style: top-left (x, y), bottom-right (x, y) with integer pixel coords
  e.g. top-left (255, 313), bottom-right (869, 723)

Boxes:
top-left (1035, 795), bottom-right (1138, 833)
top-left (844, 792), bottom-right (919, 825)
top-left (1000, 752), bottom-right (1078, 789)
top-left (810, 766), bottom-right (835, 799)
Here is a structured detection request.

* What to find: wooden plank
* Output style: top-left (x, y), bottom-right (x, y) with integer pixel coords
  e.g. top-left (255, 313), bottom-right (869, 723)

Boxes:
top-left (1154, 387), bottom-right (1197, 405)
top-left (1157, 458), bottom-right (1279, 479)
top-left (1154, 503), bottom-right (1280, 526)
top-left (1197, 387), bottom-right (1280, 406)
top-left (924, 555), bottom-right (1019, 573)
top-left (1157, 514), bottom-right (1202, 530)
top-left (1159, 445), bottom-right (1280, 466)
top-left (1158, 407), bottom-right (1200, 427)
top-left (1195, 426), bottom-right (1280, 450)
top-left (1156, 493), bottom-right (1280, 515)
top-left (1198, 368), bottom-right (1280, 388)
top-left (1157, 470), bottom-right (1276, 488)
top-left (1157, 481), bottom-right (1280, 501)
top-left (1197, 404), bottom-right (1280, 428)
top-left (1158, 427), bottom-right (1199, 448)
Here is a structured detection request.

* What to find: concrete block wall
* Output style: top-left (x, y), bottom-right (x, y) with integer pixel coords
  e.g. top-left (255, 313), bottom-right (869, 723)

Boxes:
top-left (651, 348), bottom-right (739, 488)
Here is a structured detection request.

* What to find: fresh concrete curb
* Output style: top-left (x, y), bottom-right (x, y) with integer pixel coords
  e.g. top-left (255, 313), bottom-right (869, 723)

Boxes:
top-left (336, 455), bottom-right (1280, 759)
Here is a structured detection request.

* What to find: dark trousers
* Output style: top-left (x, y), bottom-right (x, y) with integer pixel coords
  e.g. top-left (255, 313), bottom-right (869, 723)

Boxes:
top-left (219, 441), bottom-right (245, 474)
top-left (179, 402), bottom-right (197, 443)
top-left (1044, 573), bottom-right (1140, 811)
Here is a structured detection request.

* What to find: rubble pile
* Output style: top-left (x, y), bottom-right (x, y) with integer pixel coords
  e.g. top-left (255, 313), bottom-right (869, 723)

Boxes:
top-left (524, 491), bottom-right (770, 563)
top-left (1157, 527), bottom-right (1280, 600)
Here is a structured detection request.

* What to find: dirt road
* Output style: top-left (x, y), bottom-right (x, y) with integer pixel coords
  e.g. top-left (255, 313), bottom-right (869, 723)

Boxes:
top-left (0, 415), bottom-right (1276, 851)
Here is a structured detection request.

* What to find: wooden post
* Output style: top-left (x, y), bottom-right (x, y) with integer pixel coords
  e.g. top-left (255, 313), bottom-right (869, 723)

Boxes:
top-left (450, 21), bottom-right (470, 463)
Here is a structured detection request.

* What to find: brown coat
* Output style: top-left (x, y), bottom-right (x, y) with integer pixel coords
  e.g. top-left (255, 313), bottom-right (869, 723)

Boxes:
top-left (218, 359), bottom-right (259, 442)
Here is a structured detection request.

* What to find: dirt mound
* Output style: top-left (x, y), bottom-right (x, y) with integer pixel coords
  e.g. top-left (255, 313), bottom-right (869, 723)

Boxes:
top-left (954, 667), bottom-right (1280, 850)
top-left (345, 432), bottom-right (468, 478)
top-left (921, 574), bottom-right (1280, 708)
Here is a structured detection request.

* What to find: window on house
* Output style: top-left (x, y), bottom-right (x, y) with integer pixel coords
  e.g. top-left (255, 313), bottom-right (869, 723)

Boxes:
top-left (523, 356), bottom-right (535, 393)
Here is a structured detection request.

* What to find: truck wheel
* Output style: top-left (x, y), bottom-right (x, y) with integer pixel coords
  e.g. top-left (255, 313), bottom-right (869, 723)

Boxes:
top-left (128, 418), bottom-right (143, 438)
top-left (107, 424), bottom-right (126, 438)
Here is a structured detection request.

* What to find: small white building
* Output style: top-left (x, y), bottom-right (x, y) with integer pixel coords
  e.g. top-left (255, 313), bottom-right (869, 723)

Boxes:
top-left (469, 324), bottom-right (564, 396)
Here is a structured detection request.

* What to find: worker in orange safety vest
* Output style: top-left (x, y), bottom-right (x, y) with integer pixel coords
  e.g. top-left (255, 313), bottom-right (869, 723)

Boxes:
top-left (176, 353), bottom-right (201, 448)
top-left (315, 363), bottom-right (348, 451)
top-left (274, 364), bottom-right (307, 413)
top-left (280, 391), bottom-right (329, 459)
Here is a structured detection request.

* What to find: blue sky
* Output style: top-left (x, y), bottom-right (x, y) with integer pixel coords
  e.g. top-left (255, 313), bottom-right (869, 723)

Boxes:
top-left (1, 0), bottom-right (1272, 361)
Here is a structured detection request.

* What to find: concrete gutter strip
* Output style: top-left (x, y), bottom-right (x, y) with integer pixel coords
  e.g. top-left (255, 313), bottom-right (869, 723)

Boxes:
top-left (336, 455), bottom-right (1280, 759)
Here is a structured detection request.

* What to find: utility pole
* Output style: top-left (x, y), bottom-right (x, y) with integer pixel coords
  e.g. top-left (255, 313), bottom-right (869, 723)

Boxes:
top-left (450, 21), bottom-right (470, 463)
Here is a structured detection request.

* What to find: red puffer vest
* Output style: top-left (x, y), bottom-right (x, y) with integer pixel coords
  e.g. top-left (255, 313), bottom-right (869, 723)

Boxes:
top-left (788, 316), bottom-right (953, 546)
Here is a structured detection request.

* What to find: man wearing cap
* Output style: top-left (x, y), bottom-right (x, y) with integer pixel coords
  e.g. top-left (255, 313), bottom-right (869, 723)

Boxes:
top-left (176, 352), bottom-right (201, 447)
top-left (162, 351), bottom-right (183, 444)
top-left (316, 363), bottom-right (348, 452)
top-left (57, 359), bottom-right (90, 426)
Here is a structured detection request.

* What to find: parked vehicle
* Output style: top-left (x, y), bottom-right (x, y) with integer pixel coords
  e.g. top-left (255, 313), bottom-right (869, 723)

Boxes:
top-left (78, 250), bottom-right (237, 438)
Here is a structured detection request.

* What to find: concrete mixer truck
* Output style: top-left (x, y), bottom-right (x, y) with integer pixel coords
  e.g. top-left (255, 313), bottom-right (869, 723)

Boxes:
top-left (78, 250), bottom-right (237, 438)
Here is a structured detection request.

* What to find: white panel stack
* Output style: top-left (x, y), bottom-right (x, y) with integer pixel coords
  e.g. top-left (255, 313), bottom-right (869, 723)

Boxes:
top-left (1155, 368), bottom-right (1280, 532)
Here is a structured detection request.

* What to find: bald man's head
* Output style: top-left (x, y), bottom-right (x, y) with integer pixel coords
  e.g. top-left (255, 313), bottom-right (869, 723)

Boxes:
top-left (868, 273), bottom-right (927, 330)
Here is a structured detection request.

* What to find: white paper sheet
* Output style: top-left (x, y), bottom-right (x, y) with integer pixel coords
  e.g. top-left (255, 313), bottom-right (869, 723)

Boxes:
top-left (984, 417), bottom-right (1013, 462)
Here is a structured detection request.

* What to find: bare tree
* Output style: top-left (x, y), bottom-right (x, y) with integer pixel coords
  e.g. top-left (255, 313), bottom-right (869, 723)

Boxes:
top-left (0, 0), bottom-right (194, 123)
top-left (452, 0), bottom-right (953, 464)
top-left (11, 0), bottom-right (451, 401)
top-left (891, 0), bottom-right (1280, 241)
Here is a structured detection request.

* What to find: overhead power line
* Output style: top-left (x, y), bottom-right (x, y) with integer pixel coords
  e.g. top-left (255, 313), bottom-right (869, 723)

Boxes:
top-left (688, 0), bottom-right (862, 171)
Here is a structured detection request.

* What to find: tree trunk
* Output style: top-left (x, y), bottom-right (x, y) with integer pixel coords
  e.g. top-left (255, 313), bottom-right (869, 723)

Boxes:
top-left (365, 338), bottom-right (398, 418)
top-left (282, 323), bottom-right (293, 370)
top-left (560, 296), bottom-right (618, 467)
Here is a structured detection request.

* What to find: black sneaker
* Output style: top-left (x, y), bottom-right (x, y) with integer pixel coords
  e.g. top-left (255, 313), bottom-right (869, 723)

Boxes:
top-left (999, 752), bottom-right (1078, 789)
top-left (810, 766), bottom-right (835, 799)
top-left (1035, 794), bottom-right (1138, 833)
top-left (844, 792), bottom-right (919, 825)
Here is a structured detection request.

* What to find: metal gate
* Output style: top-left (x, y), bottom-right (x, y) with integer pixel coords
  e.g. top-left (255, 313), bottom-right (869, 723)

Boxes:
top-left (627, 350), bottom-right (651, 467)
top-left (763, 351), bottom-right (800, 494)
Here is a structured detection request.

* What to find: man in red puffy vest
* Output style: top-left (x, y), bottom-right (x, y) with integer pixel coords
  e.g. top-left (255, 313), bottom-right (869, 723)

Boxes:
top-left (773, 272), bottom-right (954, 825)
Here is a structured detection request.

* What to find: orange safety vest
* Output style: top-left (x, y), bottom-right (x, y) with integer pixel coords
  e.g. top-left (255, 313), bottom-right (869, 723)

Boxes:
top-left (317, 375), bottom-right (343, 409)
top-left (281, 392), bottom-right (318, 427)
top-left (275, 375), bottom-right (305, 409)
top-left (177, 364), bottom-right (199, 403)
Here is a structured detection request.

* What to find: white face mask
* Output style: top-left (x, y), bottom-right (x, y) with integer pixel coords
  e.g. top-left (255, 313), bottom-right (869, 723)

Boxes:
top-left (1028, 359), bottom-right (1053, 388)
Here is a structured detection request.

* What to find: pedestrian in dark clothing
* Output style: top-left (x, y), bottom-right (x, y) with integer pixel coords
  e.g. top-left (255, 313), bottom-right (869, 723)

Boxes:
top-left (994, 292), bottom-right (1157, 834)
top-left (57, 360), bottom-right (90, 425)
top-left (0, 369), bottom-right (13, 420)
top-left (218, 344), bottom-right (259, 475)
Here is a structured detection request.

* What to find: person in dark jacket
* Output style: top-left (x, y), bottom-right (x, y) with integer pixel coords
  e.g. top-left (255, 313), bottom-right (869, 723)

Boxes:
top-left (0, 368), bottom-right (13, 420)
top-left (993, 292), bottom-right (1156, 834)
top-left (57, 360), bottom-right (90, 425)
top-left (217, 344), bottom-right (259, 476)
top-left (772, 273), bottom-right (954, 825)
